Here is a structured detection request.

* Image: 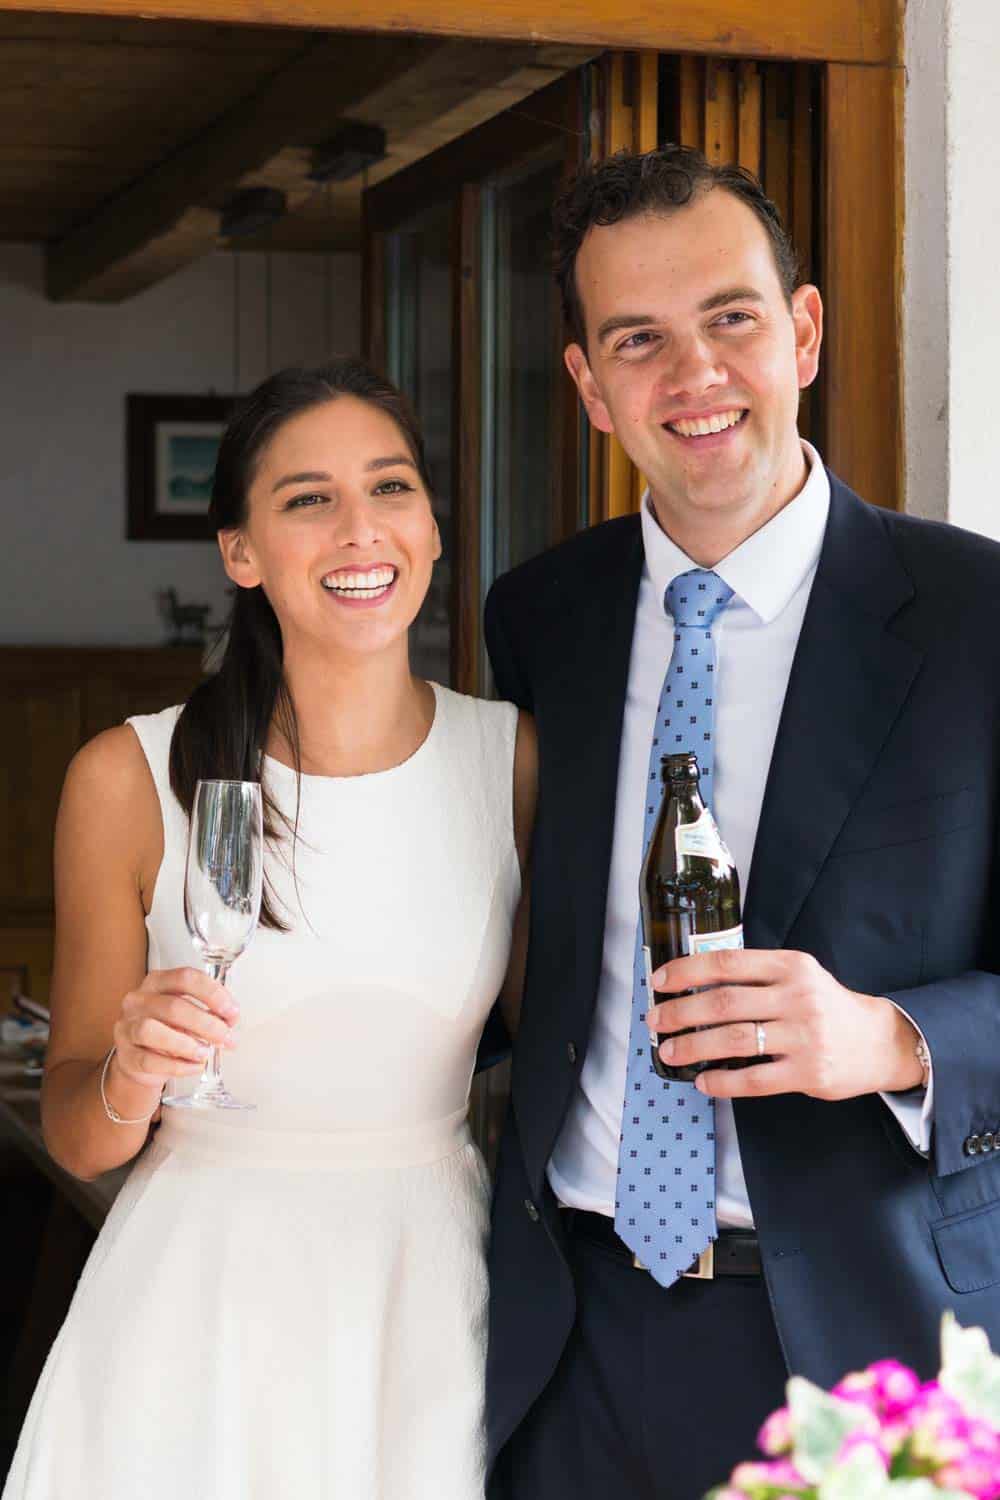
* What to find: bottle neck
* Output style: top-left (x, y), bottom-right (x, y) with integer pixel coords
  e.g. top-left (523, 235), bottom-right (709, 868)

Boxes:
top-left (666, 780), bottom-right (705, 822)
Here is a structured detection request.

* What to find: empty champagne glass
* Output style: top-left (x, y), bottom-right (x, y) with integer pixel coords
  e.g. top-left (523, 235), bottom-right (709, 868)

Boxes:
top-left (162, 779), bottom-right (263, 1112)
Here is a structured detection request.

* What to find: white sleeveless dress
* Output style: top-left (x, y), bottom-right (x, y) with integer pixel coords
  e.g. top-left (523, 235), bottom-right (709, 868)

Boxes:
top-left (4, 683), bottom-right (520, 1500)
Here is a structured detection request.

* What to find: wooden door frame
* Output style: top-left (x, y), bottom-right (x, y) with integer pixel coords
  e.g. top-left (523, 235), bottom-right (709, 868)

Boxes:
top-left (7, 0), bottom-right (905, 508)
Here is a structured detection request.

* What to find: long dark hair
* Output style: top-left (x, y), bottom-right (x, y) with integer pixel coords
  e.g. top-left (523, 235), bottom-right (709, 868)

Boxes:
top-left (170, 358), bottom-right (433, 929)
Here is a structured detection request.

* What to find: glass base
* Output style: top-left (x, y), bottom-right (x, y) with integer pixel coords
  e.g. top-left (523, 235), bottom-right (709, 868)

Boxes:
top-left (162, 1088), bottom-right (255, 1112)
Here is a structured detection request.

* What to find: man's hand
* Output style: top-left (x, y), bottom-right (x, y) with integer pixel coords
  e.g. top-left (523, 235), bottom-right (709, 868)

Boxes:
top-left (646, 948), bottom-right (925, 1100)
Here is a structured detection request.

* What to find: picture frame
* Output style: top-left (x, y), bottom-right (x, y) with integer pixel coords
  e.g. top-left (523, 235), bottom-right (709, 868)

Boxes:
top-left (126, 393), bottom-right (233, 541)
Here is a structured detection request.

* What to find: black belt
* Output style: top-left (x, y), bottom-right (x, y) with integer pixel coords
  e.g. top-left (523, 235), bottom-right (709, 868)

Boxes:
top-left (565, 1209), bottom-right (762, 1279)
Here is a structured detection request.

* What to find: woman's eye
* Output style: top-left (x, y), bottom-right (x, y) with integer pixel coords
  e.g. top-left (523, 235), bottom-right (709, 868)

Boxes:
top-left (373, 479), bottom-right (414, 497)
top-left (285, 493), bottom-right (327, 510)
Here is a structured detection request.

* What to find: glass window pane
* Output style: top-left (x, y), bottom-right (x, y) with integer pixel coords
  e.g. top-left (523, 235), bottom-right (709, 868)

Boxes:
top-left (384, 202), bottom-right (453, 687)
top-left (484, 147), bottom-right (567, 585)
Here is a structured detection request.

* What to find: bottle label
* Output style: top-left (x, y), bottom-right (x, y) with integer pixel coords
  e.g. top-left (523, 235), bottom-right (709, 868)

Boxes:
top-left (675, 807), bottom-right (733, 867)
top-left (687, 923), bottom-right (744, 956)
top-left (642, 945), bottom-right (657, 1039)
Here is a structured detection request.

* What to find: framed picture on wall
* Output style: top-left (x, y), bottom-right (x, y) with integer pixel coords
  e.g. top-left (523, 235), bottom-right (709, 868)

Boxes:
top-left (126, 394), bottom-right (233, 541)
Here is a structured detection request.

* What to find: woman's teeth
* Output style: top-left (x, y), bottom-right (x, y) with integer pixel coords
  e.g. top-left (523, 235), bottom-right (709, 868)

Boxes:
top-left (667, 409), bottom-right (746, 438)
top-left (321, 567), bottom-right (396, 598)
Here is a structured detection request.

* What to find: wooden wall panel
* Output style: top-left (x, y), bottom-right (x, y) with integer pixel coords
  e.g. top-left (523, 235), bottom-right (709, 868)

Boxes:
top-left (0, 648), bottom-right (203, 929)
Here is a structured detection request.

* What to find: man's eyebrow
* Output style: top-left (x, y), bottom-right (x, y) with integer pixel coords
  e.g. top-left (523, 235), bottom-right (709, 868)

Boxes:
top-left (596, 314), bottom-right (657, 345)
top-left (595, 288), bottom-right (767, 345)
top-left (272, 470), bottom-right (331, 492)
top-left (698, 286), bottom-right (765, 312)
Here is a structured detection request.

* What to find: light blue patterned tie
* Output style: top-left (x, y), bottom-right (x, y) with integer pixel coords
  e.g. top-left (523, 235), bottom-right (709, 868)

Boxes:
top-left (614, 568), bottom-right (734, 1288)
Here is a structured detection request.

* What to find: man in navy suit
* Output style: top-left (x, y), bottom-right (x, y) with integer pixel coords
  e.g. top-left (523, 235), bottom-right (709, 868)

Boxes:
top-left (483, 145), bottom-right (1000, 1499)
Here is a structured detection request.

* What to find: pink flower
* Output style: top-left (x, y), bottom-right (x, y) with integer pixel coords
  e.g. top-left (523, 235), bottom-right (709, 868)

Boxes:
top-left (837, 1432), bottom-right (890, 1471)
top-left (866, 1359), bottom-right (923, 1416)
top-left (757, 1407), bottom-right (793, 1456)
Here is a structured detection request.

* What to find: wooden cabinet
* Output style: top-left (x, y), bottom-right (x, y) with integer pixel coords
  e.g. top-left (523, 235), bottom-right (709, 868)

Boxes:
top-left (0, 647), bottom-right (203, 1001)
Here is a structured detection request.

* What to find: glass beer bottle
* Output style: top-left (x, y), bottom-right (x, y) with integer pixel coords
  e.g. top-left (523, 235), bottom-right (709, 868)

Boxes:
top-left (639, 751), bottom-right (759, 1082)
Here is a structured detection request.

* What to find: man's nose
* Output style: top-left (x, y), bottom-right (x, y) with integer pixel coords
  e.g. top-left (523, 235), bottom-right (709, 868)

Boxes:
top-left (659, 333), bottom-right (727, 401)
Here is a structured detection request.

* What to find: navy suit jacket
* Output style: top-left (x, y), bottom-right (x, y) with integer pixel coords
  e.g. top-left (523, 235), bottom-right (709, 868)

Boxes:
top-left (482, 472), bottom-right (1000, 1475)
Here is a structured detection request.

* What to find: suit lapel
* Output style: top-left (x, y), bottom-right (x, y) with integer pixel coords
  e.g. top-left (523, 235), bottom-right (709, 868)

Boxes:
top-left (743, 479), bottom-right (924, 951)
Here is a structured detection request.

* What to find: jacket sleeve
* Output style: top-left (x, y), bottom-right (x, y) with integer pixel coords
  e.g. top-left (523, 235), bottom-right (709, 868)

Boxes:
top-left (887, 970), bottom-right (1000, 1177)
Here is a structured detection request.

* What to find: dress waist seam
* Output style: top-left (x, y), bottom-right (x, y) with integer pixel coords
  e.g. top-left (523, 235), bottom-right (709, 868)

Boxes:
top-left (155, 1104), bottom-right (473, 1170)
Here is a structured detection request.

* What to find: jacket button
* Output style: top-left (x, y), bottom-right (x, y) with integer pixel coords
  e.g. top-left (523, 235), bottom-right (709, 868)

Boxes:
top-left (983, 1132), bottom-right (996, 1152)
top-left (524, 1198), bottom-right (540, 1222)
top-left (567, 1041), bottom-right (578, 1064)
top-left (965, 1135), bottom-right (981, 1155)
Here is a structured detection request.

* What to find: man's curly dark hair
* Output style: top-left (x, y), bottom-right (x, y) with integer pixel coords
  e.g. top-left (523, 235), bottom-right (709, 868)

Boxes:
top-left (552, 144), bottom-right (800, 347)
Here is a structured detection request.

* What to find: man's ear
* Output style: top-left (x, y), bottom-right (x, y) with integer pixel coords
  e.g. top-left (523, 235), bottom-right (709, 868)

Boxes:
top-left (564, 343), bottom-right (615, 435)
top-left (792, 284), bottom-right (823, 391)
top-left (218, 528), bottom-right (261, 589)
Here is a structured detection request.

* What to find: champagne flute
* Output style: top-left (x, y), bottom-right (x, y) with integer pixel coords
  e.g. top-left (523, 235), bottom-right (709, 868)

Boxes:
top-left (162, 779), bottom-right (263, 1112)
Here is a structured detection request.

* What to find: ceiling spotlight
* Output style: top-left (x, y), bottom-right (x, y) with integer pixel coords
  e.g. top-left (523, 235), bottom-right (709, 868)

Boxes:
top-left (309, 121), bottom-right (387, 183)
top-left (220, 186), bottom-right (287, 240)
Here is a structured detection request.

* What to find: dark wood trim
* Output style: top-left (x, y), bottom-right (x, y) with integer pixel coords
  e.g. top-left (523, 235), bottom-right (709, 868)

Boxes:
top-left (822, 62), bottom-right (903, 509)
top-left (2, 0), bottom-right (902, 67)
top-left (453, 184), bottom-right (482, 696)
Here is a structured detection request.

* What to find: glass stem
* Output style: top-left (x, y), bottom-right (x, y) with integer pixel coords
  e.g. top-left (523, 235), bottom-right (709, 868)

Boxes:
top-left (198, 960), bottom-right (230, 1093)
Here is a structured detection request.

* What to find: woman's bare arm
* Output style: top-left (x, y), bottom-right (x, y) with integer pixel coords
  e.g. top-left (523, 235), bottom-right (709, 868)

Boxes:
top-left (42, 726), bottom-right (235, 1180)
top-left (498, 711), bottom-right (538, 1039)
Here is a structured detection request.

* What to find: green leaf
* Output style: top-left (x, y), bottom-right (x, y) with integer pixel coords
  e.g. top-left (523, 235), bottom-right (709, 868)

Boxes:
top-left (788, 1377), bottom-right (876, 1485)
top-left (939, 1310), bottom-right (1000, 1427)
top-left (817, 1445), bottom-right (888, 1500)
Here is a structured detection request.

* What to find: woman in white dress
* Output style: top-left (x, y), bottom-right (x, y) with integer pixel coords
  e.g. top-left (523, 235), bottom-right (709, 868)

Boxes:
top-left (4, 359), bottom-right (535, 1500)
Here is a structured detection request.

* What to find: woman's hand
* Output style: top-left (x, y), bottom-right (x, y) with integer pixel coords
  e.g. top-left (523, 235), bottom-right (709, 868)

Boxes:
top-left (110, 967), bottom-right (240, 1095)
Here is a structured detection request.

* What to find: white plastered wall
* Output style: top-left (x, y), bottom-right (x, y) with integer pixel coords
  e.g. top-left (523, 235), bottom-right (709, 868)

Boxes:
top-left (0, 246), bottom-right (361, 644)
top-left (904, 0), bottom-right (1000, 538)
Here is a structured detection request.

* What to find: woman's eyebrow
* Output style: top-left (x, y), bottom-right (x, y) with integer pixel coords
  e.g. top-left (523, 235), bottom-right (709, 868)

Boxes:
top-left (271, 470), bottom-right (331, 492)
top-left (364, 455), bottom-right (417, 473)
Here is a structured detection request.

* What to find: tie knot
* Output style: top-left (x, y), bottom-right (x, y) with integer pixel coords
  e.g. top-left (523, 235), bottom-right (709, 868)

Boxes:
top-left (665, 569), bottom-right (733, 630)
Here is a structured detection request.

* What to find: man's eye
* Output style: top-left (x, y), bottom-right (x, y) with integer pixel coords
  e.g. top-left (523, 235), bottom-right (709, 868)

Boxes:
top-left (714, 311), bottom-right (753, 327)
top-left (618, 331), bottom-right (656, 353)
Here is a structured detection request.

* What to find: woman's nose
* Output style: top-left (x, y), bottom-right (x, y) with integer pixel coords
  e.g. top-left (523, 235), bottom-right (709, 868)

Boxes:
top-left (332, 493), bottom-right (382, 547)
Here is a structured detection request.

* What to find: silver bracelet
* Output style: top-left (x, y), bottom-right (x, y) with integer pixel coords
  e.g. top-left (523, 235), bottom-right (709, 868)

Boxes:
top-left (99, 1046), bottom-right (161, 1126)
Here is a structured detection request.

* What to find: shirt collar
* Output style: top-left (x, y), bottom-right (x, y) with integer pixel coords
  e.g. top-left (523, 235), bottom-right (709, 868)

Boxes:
top-left (639, 440), bottom-right (831, 624)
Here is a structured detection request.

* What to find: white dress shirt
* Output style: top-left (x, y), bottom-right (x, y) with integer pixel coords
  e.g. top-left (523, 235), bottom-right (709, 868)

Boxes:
top-left (548, 443), bottom-right (931, 1229)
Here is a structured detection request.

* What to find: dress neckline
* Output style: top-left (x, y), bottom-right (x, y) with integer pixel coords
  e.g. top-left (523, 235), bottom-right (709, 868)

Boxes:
top-left (262, 681), bottom-right (443, 786)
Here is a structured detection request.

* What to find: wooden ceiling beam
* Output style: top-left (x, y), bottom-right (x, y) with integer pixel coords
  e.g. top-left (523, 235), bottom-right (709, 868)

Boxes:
top-left (44, 35), bottom-right (588, 301)
top-left (44, 31), bottom-right (442, 301)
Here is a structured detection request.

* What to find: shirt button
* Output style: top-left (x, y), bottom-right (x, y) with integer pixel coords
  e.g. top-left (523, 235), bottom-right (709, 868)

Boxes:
top-left (965, 1135), bottom-right (982, 1156)
top-left (567, 1041), bottom-right (578, 1064)
top-left (983, 1132), bottom-right (996, 1152)
top-left (524, 1198), bottom-right (540, 1222)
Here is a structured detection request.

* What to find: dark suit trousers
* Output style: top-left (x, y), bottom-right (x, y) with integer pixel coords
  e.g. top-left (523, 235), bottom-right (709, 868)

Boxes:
top-left (492, 1219), bottom-right (789, 1500)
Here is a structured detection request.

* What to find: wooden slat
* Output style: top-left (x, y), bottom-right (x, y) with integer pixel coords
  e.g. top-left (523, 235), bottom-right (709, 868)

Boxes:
top-left (636, 50), bottom-right (659, 151)
top-left (0, 0), bottom-right (901, 66)
top-left (737, 60), bottom-right (762, 173)
top-left (762, 64), bottom-right (791, 231)
top-left (704, 58), bottom-right (737, 164)
top-left (823, 63), bottom-right (903, 509)
top-left (678, 54), bottom-right (703, 146)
